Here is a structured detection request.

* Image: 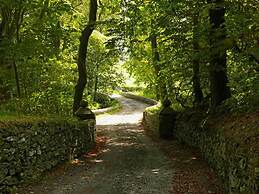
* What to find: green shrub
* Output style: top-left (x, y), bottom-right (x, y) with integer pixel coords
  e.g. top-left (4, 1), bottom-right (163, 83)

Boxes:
top-left (94, 93), bottom-right (113, 108)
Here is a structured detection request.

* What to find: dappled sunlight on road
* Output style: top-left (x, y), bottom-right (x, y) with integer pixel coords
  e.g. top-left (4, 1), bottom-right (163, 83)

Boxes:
top-left (16, 95), bottom-right (173, 194)
top-left (97, 112), bottom-right (144, 125)
top-left (15, 94), bottom-right (226, 194)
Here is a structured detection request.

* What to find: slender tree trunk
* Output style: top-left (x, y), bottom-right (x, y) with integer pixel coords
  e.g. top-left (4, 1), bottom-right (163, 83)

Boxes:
top-left (192, 12), bottom-right (204, 105)
top-left (151, 35), bottom-right (161, 100)
top-left (93, 64), bottom-right (100, 101)
top-left (23, 82), bottom-right (28, 98)
top-left (73, 0), bottom-right (98, 113)
top-left (0, 20), bottom-right (5, 42)
top-left (0, 5), bottom-right (24, 99)
top-left (151, 34), bottom-right (167, 102)
top-left (0, 21), bottom-right (5, 64)
top-left (208, 0), bottom-right (231, 108)
top-left (13, 60), bottom-right (21, 98)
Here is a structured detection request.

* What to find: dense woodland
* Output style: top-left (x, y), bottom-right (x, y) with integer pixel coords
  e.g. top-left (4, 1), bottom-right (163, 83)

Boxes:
top-left (0, 0), bottom-right (258, 116)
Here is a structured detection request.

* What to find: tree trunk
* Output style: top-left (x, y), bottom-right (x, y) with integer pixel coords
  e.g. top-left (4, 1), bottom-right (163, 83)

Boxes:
top-left (192, 12), bottom-right (204, 105)
top-left (0, 20), bottom-right (5, 42)
top-left (208, 0), bottom-right (231, 108)
top-left (13, 60), bottom-right (21, 98)
top-left (0, 21), bottom-right (5, 64)
top-left (93, 63), bottom-right (100, 101)
top-left (151, 34), bottom-right (167, 102)
top-left (73, 0), bottom-right (98, 113)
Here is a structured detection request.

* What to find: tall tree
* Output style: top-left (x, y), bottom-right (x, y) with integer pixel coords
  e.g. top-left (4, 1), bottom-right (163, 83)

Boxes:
top-left (73, 0), bottom-right (98, 113)
top-left (0, 1), bottom-right (25, 98)
top-left (208, 0), bottom-right (231, 108)
top-left (151, 34), bottom-right (167, 101)
top-left (192, 10), bottom-right (204, 105)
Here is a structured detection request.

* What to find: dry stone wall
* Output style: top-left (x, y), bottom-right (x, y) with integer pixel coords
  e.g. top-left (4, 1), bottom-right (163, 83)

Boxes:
top-left (143, 109), bottom-right (259, 194)
top-left (0, 117), bottom-right (95, 193)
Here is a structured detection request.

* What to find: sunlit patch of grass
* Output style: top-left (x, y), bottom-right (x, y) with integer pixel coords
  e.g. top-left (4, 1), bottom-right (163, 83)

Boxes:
top-left (132, 90), bottom-right (156, 100)
top-left (145, 104), bottom-right (162, 114)
top-left (106, 102), bottom-right (122, 115)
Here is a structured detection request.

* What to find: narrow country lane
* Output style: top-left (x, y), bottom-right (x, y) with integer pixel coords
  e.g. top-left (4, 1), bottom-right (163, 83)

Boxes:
top-left (16, 95), bottom-right (225, 194)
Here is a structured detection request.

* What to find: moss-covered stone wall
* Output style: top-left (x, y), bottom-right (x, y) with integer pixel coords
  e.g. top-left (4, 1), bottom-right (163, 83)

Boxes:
top-left (143, 107), bottom-right (160, 137)
top-left (0, 117), bottom-right (95, 193)
top-left (143, 109), bottom-right (259, 194)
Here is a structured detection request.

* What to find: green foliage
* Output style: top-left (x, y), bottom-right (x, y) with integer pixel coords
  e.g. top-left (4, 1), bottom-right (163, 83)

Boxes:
top-left (106, 0), bottom-right (258, 112)
top-left (0, 0), bottom-right (126, 116)
top-left (0, 0), bottom-right (258, 116)
top-left (145, 104), bottom-right (162, 114)
top-left (94, 92), bottom-right (113, 108)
